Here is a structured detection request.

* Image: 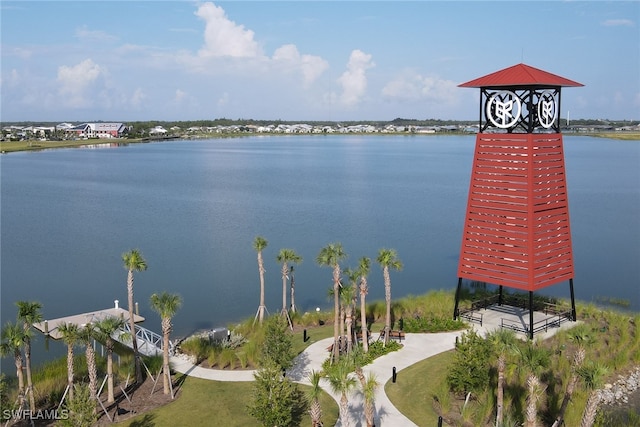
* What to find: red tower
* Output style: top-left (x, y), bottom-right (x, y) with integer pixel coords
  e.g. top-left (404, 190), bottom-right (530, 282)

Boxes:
top-left (453, 63), bottom-right (583, 338)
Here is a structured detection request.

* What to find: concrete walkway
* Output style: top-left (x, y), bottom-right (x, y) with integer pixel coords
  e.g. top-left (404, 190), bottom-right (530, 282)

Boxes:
top-left (170, 331), bottom-right (464, 427)
top-left (169, 312), bottom-right (576, 426)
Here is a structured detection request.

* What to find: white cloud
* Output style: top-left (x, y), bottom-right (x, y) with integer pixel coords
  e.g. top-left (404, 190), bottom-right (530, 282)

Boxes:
top-left (601, 19), bottom-right (634, 27)
top-left (217, 92), bottom-right (229, 108)
top-left (57, 59), bottom-right (104, 108)
top-left (1, 69), bottom-right (21, 88)
top-left (195, 2), bottom-right (261, 58)
top-left (175, 89), bottom-right (187, 103)
top-left (382, 70), bottom-right (458, 105)
top-left (272, 44), bottom-right (328, 86)
top-left (337, 49), bottom-right (375, 107)
top-left (131, 88), bottom-right (146, 109)
top-left (75, 25), bottom-right (118, 42)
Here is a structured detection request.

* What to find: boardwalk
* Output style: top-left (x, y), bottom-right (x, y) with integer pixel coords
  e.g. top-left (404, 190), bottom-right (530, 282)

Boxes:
top-left (32, 306), bottom-right (145, 340)
top-left (32, 304), bottom-right (172, 356)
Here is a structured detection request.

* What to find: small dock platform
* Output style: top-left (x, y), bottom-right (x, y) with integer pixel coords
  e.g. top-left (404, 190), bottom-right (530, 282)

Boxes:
top-left (33, 306), bottom-right (145, 340)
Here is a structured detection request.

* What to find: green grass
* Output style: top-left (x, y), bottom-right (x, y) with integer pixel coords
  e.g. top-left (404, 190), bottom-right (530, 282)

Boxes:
top-left (0, 138), bottom-right (145, 153)
top-left (588, 132), bottom-right (640, 141)
top-left (385, 350), bottom-right (455, 426)
top-left (117, 376), bottom-right (339, 427)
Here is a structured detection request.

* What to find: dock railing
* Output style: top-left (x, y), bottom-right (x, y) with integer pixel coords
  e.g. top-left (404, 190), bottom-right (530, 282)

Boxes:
top-left (119, 322), bottom-right (174, 356)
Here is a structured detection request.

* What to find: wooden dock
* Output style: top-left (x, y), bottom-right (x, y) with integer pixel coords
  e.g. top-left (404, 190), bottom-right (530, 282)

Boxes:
top-left (33, 306), bottom-right (145, 340)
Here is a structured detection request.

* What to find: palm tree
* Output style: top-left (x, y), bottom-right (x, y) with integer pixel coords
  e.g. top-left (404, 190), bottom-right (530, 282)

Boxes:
top-left (355, 367), bottom-right (379, 427)
top-left (94, 316), bottom-right (126, 403)
top-left (0, 321), bottom-right (26, 403)
top-left (488, 328), bottom-right (517, 427)
top-left (316, 243), bottom-right (347, 362)
top-left (16, 300), bottom-right (43, 410)
top-left (57, 322), bottom-right (80, 401)
top-left (578, 362), bottom-right (609, 427)
top-left (79, 323), bottom-right (98, 408)
top-left (341, 269), bottom-right (358, 354)
top-left (325, 359), bottom-right (357, 427)
top-left (552, 325), bottom-right (591, 427)
top-left (307, 370), bottom-right (324, 427)
top-left (276, 248), bottom-right (302, 328)
top-left (253, 236), bottom-right (269, 325)
top-left (517, 342), bottom-right (550, 427)
top-left (357, 257), bottom-right (371, 353)
top-left (149, 291), bottom-right (182, 396)
top-left (122, 249), bottom-right (147, 383)
top-left (376, 249), bottom-right (402, 346)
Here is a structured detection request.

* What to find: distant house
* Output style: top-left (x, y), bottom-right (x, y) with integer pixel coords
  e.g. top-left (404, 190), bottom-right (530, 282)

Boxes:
top-left (148, 126), bottom-right (168, 135)
top-left (67, 122), bottom-right (127, 138)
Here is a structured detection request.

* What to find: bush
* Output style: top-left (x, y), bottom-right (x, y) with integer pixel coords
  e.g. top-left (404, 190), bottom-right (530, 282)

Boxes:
top-left (221, 331), bottom-right (247, 350)
top-left (58, 384), bottom-right (96, 427)
top-left (403, 316), bottom-right (466, 333)
top-left (322, 340), bottom-right (402, 374)
top-left (178, 336), bottom-right (211, 362)
top-left (260, 316), bottom-right (294, 370)
top-left (446, 329), bottom-right (492, 396)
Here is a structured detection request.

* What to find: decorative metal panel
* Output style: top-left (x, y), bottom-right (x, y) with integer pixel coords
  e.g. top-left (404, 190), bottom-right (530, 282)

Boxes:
top-left (457, 133), bottom-right (574, 291)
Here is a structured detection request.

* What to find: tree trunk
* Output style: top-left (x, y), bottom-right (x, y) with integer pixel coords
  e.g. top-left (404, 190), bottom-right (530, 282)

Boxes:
top-left (14, 352), bottom-right (24, 397)
top-left (525, 374), bottom-right (541, 427)
top-left (340, 306), bottom-right (345, 353)
top-left (281, 263), bottom-right (288, 313)
top-left (496, 354), bottom-right (505, 427)
top-left (86, 343), bottom-right (98, 414)
top-left (309, 399), bottom-right (322, 427)
top-left (24, 339), bottom-right (35, 410)
top-left (340, 393), bottom-right (350, 427)
top-left (345, 307), bottom-right (353, 354)
top-left (127, 270), bottom-right (142, 383)
top-left (332, 264), bottom-right (341, 362)
top-left (66, 345), bottom-right (74, 400)
top-left (162, 318), bottom-right (171, 395)
top-left (552, 347), bottom-right (585, 427)
top-left (106, 342), bottom-right (115, 403)
top-left (580, 391), bottom-right (601, 427)
top-left (290, 272), bottom-right (296, 313)
top-left (258, 252), bottom-right (266, 324)
top-left (360, 281), bottom-right (368, 353)
top-left (383, 267), bottom-right (391, 346)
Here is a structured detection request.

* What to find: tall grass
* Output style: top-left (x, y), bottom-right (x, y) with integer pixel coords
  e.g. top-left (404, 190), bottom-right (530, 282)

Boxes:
top-left (427, 303), bottom-right (640, 426)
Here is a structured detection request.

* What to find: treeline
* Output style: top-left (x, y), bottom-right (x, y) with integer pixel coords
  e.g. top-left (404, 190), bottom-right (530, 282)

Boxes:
top-left (3, 117), bottom-right (637, 131)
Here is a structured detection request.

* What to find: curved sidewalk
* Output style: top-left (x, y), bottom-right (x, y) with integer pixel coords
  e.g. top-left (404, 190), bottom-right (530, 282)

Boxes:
top-left (170, 331), bottom-right (463, 426)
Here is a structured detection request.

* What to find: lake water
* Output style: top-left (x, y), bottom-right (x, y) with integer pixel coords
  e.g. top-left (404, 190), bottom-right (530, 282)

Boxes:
top-left (1, 135), bottom-right (639, 366)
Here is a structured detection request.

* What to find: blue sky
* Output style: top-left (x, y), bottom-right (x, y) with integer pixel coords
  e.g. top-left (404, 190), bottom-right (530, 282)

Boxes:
top-left (1, 1), bottom-right (638, 122)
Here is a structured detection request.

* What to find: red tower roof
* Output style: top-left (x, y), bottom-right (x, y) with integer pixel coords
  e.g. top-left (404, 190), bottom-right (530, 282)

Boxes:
top-left (459, 63), bottom-right (583, 88)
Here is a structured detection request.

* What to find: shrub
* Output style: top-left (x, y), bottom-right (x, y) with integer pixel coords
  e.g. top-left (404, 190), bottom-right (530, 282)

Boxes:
top-left (322, 340), bottom-right (402, 374)
top-left (221, 331), bottom-right (247, 350)
top-left (219, 348), bottom-right (237, 369)
top-left (58, 384), bottom-right (96, 427)
top-left (179, 336), bottom-right (211, 362)
top-left (446, 329), bottom-right (492, 396)
top-left (403, 316), bottom-right (466, 333)
top-left (260, 316), bottom-right (294, 370)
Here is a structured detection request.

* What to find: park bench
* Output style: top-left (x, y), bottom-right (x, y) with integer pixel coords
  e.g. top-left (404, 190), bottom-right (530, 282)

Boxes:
top-left (378, 329), bottom-right (405, 342)
top-left (355, 330), bottom-right (371, 344)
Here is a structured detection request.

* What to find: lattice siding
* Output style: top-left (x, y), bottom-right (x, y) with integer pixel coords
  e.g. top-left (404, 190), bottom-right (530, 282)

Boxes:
top-left (458, 133), bottom-right (574, 291)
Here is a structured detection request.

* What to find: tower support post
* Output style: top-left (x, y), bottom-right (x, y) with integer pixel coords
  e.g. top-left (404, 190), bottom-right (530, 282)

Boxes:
top-left (453, 278), bottom-right (463, 320)
top-left (569, 279), bottom-right (577, 321)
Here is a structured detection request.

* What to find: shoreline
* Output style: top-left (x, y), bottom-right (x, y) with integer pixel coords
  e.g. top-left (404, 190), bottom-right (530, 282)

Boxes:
top-left (1, 131), bottom-right (638, 154)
